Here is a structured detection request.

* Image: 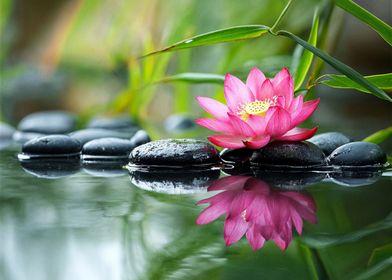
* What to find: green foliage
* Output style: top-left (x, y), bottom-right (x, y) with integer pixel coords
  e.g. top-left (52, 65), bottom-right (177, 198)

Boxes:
top-left (334, 0), bottom-right (392, 46)
top-left (143, 25), bottom-right (269, 57)
top-left (158, 73), bottom-right (225, 84)
top-left (319, 73), bottom-right (392, 93)
top-left (362, 126), bottom-right (392, 144)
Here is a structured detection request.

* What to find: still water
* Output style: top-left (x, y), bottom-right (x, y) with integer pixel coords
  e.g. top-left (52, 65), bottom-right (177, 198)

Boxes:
top-left (1, 148), bottom-right (391, 280)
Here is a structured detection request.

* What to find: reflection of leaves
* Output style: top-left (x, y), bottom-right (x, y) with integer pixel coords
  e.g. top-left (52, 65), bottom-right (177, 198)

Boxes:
top-left (301, 213), bottom-right (392, 248)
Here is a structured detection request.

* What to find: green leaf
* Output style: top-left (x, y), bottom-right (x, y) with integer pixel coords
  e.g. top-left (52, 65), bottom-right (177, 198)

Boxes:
top-left (157, 73), bottom-right (225, 84)
top-left (142, 25), bottom-right (269, 57)
top-left (362, 126), bottom-right (392, 144)
top-left (319, 73), bottom-right (392, 93)
top-left (335, 0), bottom-right (392, 46)
top-left (276, 30), bottom-right (392, 102)
top-left (294, 11), bottom-right (319, 91)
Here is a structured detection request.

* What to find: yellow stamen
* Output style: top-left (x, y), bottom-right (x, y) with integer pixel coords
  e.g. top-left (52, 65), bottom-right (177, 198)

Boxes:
top-left (239, 100), bottom-right (271, 121)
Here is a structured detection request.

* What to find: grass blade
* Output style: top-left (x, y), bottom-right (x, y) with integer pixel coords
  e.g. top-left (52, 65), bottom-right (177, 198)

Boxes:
top-left (158, 73), bottom-right (225, 84)
top-left (363, 126), bottom-right (392, 144)
top-left (320, 73), bottom-right (392, 93)
top-left (142, 25), bottom-right (269, 57)
top-left (277, 30), bottom-right (392, 102)
top-left (294, 10), bottom-right (319, 91)
top-left (335, 0), bottom-right (392, 46)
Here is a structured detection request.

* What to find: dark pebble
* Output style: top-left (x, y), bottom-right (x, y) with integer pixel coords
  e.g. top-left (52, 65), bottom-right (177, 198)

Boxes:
top-left (17, 111), bottom-right (76, 134)
top-left (0, 123), bottom-right (15, 140)
top-left (19, 135), bottom-right (82, 159)
top-left (327, 141), bottom-right (387, 168)
top-left (329, 171), bottom-right (382, 187)
top-left (21, 159), bottom-right (81, 179)
top-left (70, 128), bottom-right (137, 145)
top-left (129, 169), bottom-right (220, 194)
top-left (129, 139), bottom-right (219, 167)
top-left (82, 137), bottom-right (134, 160)
top-left (130, 130), bottom-right (150, 147)
top-left (220, 148), bottom-right (254, 164)
top-left (308, 132), bottom-right (351, 155)
top-left (164, 114), bottom-right (195, 132)
top-left (87, 116), bottom-right (137, 132)
top-left (252, 170), bottom-right (326, 190)
top-left (13, 131), bottom-right (45, 144)
top-left (250, 141), bottom-right (327, 169)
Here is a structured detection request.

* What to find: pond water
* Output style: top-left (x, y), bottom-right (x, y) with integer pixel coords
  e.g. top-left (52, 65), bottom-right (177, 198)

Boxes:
top-left (1, 148), bottom-right (391, 280)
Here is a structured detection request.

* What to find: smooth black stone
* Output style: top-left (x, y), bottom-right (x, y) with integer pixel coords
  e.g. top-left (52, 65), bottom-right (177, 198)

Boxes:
top-left (329, 171), bottom-right (382, 187)
top-left (0, 123), bottom-right (15, 140)
top-left (82, 137), bottom-right (134, 158)
top-left (83, 162), bottom-right (127, 177)
top-left (21, 159), bottom-right (81, 179)
top-left (129, 139), bottom-right (219, 167)
top-left (250, 141), bottom-right (327, 168)
top-left (220, 148), bottom-right (255, 164)
top-left (308, 132), bottom-right (351, 155)
top-left (327, 142), bottom-right (387, 167)
top-left (130, 130), bottom-right (150, 147)
top-left (13, 131), bottom-right (45, 144)
top-left (21, 135), bottom-right (82, 156)
top-left (70, 128), bottom-right (137, 145)
top-left (17, 111), bottom-right (76, 134)
top-left (129, 169), bottom-right (220, 194)
top-left (87, 116), bottom-right (137, 131)
top-left (252, 170), bottom-right (326, 190)
top-left (164, 114), bottom-right (195, 132)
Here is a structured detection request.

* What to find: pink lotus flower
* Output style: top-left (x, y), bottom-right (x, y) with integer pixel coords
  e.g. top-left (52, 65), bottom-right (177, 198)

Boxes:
top-left (195, 67), bottom-right (319, 149)
top-left (196, 176), bottom-right (317, 251)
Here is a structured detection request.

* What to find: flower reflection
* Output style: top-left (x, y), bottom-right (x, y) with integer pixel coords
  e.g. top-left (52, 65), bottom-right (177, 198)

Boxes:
top-left (196, 176), bottom-right (317, 251)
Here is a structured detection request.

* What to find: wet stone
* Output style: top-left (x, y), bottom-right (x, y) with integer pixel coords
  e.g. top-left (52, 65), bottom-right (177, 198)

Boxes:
top-left (87, 116), bottom-right (137, 132)
top-left (220, 148), bottom-right (255, 164)
top-left (20, 135), bottom-right (82, 159)
top-left (129, 169), bottom-right (220, 194)
top-left (0, 123), bottom-right (15, 140)
top-left (129, 139), bottom-right (219, 167)
top-left (327, 142), bottom-right (387, 168)
top-left (308, 132), bottom-right (351, 156)
top-left (13, 131), bottom-right (45, 144)
top-left (130, 130), bottom-right (150, 147)
top-left (164, 114), bottom-right (195, 132)
top-left (21, 159), bottom-right (81, 179)
top-left (250, 141), bottom-right (327, 169)
top-left (82, 137), bottom-right (134, 160)
top-left (17, 111), bottom-right (76, 134)
top-left (70, 128), bottom-right (137, 145)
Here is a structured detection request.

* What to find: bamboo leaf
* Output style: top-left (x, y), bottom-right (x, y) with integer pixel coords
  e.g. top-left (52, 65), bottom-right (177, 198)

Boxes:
top-left (294, 11), bottom-right (319, 91)
top-left (362, 126), bottom-right (392, 144)
top-left (320, 73), bottom-right (392, 93)
top-left (277, 30), bottom-right (392, 102)
top-left (158, 73), bottom-right (224, 84)
top-left (335, 0), bottom-right (392, 46)
top-left (142, 25), bottom-right (269, 57)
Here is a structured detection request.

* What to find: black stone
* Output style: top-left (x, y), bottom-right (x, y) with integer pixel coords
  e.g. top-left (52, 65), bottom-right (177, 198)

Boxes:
top-left (0, 123), bottom-right (15, 140)
top-left (21, 159), bottom-right (81, 179)
top-left (129, 139), bottom-right (219, 167)
top-left (17, 111), bottom-right (76, 134)
top-left (129, 169), bottom-right (220, 194)
top-left (130, 130), bottom-right (150, 147)
top-left (70, 128), bottom-right (137, 145)
top-left (83, 162), bottom-right (127, 177)
top-left (329, 171), bottom-right (382, 187)
top-left (308, 132), bottom-right (351, 155)
top-left (220, 148), bottom-right (255, 164)
top-left (252, 170), bottom-right (326, 190)
top-left (87, 116), bottom-right (137, 132)
top-left (20, 135), bottom-right (82, 159)
top-left (13, 131), bottom-right (45, 144)
top-left (82, 137), bottom-right (134, 160)
top-left (250, 141), bottom-right (327, 169)
top-left (327, 141), bottom-right (387, 168)
top-left (164, 114), bottom-right (195, 132)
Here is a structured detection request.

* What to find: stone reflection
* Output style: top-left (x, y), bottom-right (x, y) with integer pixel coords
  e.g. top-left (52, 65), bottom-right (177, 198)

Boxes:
top-left (20, 159), bottom-right (81, 179)
top-left (196, 176), bottom-right (317, 250)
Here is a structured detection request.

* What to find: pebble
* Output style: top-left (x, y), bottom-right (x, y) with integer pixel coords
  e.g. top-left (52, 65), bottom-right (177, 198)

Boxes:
top-left (69, 128), bottom-right (137, 145)
top-left (164, 114), bottom-right (195, 132)
top-left (130, 130), bottom-right (150, 147)
top-left (327, 141), bottom-right (387, 168)
top-left (17, 111), bottom-right (76, 134)
top-left (129, 139), bottom-right (219, 167)
top-left (87, 116), bottom-right (137, 132)
top-left (82, 137), bottom-right (134, 160)
top-left (220, 148), bottom-right (254, 164)
top-left (19, 135), bottom-right (82, 159)
top-left (250, 141), bottom-right (327, 169)
top-left (308, 132), bottom-right (351, 155)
